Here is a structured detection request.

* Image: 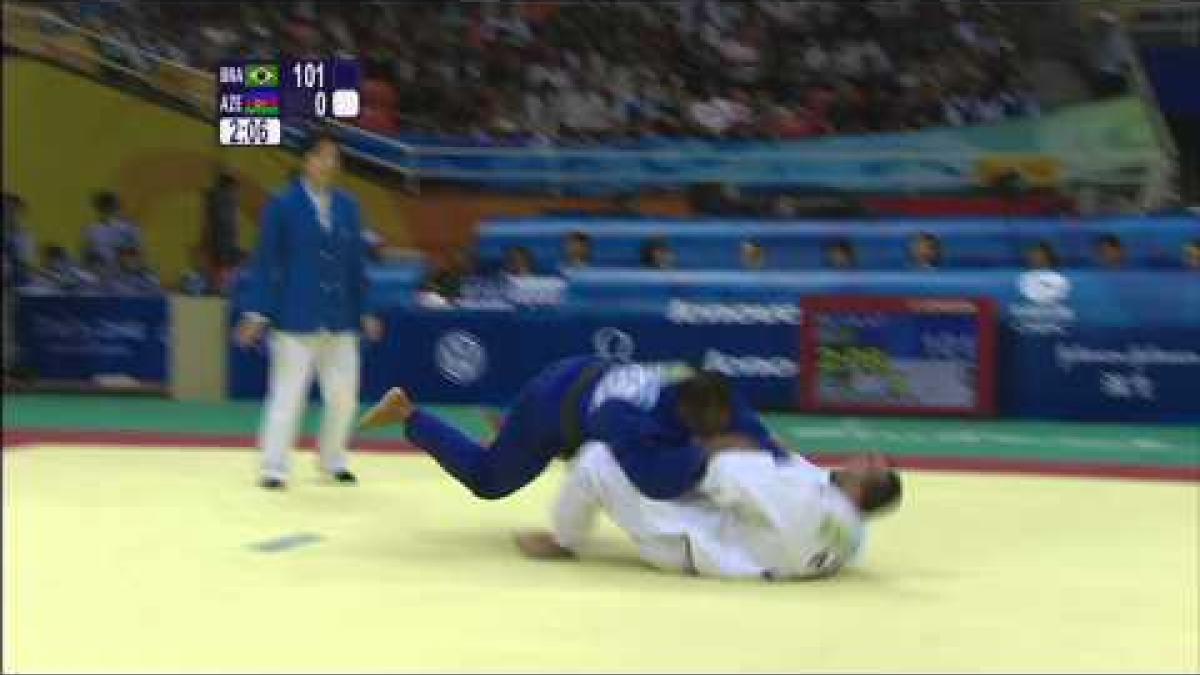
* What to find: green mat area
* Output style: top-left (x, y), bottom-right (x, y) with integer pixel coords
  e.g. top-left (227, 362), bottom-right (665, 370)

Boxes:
top-left (4, 394), bottom-right (1197, 467)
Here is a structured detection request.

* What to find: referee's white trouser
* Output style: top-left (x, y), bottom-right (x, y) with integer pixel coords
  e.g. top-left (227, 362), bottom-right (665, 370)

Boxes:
top-left (259, 330), bottom-right (359, 480)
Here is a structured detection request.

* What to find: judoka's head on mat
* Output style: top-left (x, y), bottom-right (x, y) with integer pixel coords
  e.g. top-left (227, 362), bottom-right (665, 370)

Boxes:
top-left (829, 451), bottom-right (902, 517)
top-left (705, 433), bottom-right (903, 518)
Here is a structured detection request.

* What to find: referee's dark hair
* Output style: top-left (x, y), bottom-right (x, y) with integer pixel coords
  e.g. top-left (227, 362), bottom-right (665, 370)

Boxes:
top-left (300, 127), bottom-right (340, 156)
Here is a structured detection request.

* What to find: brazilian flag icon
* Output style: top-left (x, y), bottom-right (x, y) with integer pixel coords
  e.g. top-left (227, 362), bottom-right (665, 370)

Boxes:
top-left (246, 63), bottom-right (280, 88)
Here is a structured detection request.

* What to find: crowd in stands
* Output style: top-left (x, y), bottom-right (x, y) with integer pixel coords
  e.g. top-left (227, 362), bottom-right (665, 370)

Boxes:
top-left (46, 0), bottom-right (1043, 143)
top-left (3, 191), bottom-right (164, 296)
top-left (0, 172), bottom-right (392, 301)
top-left (415, 228), bottom-right (1200, 307)
top-left (2, 187), bottom-right (253, 299)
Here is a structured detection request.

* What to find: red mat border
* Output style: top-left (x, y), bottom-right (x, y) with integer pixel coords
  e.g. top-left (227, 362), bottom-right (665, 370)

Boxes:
top-left (4, 427), bottom-right (1197, 482)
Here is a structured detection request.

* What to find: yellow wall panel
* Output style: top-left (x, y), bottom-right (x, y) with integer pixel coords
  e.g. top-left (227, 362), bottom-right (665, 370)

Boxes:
top-left (2, 58), bottom-right (411, 285)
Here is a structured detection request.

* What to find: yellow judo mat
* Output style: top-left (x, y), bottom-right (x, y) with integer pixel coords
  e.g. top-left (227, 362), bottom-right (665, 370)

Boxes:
top-left (4, 446), bottom-right (1198, 673)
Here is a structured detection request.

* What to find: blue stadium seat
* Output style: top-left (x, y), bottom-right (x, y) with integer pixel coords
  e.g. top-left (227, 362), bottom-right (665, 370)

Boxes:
top-left (476, 215), bottom-right (1200, 271)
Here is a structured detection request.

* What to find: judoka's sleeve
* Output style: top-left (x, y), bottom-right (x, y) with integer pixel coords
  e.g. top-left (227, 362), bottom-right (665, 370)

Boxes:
top-left (585, 400), bottom-right (708, 500)
top-left (550, 444), bottom-right (605, 551)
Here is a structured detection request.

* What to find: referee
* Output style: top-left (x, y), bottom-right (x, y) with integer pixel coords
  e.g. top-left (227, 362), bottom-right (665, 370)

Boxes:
top-left (236, 130), bottom-right (384, 489)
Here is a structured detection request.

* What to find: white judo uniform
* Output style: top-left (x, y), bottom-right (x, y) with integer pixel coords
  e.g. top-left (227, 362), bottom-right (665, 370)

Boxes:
top-left (551, 441), bottom-right (866, 580)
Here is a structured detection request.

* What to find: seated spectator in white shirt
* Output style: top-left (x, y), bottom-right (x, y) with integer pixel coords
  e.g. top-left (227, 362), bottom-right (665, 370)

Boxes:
top-left (974, 85), bottom-right (1007, 124)
top-left (107, 246), bottom-right (160, 295)
top-left (560, 85), bottom-right (612, 138)
top-left (2, 193), bottom-right (36, 289)
top-left (688, 86), bottom-right (743, 137)
top-left (77, 250), bottom-right (110, 294)
top-left (718, 26), bottom-right (762, 84)
top-left (1183, 240), bottom-right (1200, 271)
top-left (641, 237), bottom-right (676, 270)
top-left (562, 231), bottom-right (593, 270)
top-left (826, 238), bottom-right (858, 270)
top-left (524, 83), bottom-right (561, 138)
top-left (26, 245), bottom-right (94, 294)
top-left (740, 239), bottom-right (767, 270)
top-left (910, 232), bottom-right (943, 270)
top-left (83, 191), bottom-right (142, 270)
top-left (503, 246), bottom-right (537, 278)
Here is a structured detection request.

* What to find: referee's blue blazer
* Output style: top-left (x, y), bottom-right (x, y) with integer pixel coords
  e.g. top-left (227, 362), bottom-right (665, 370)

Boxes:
top-left (243, 179), bottom-right (375, 333)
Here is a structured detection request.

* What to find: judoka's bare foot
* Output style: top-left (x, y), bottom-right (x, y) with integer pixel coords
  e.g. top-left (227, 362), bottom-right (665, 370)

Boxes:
top-left (358, 387), bottom-right (415, 430)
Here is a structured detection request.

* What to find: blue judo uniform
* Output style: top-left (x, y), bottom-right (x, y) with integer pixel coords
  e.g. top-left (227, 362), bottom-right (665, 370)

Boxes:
top-left (403, 356), bottom-right (788, 500)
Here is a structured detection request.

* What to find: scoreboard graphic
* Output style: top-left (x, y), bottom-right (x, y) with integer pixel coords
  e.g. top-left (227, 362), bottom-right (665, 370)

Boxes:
top-left (217, 59), bottom-right (361, 146)
top-left (801, 296), bottom-right (997, 416)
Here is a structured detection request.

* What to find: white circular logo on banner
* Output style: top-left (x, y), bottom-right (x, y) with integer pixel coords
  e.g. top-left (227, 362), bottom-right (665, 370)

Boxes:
top-left (592, 327), bottom-right (636, 362)
top-left (1018, 270), bottom-right (1071, 305)
top-left (435, 330), bottom-right (486, 385)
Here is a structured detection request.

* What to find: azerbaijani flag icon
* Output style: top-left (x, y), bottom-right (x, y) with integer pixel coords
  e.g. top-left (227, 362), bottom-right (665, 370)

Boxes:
top-left (244, 89), bottom-right (280, 117)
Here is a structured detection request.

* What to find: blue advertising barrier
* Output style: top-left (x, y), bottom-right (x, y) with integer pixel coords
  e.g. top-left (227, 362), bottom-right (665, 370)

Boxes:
top-left (565, 269), bottom-right (1200, 329)
top-left (228, 306), bottom-right (800, 408)
top-left (15, 294), bottom-right (169, 384)
top-left (1001, 326), bottom-right (1200, 423)
top-left (227, 294), bottom-right (1200, 424)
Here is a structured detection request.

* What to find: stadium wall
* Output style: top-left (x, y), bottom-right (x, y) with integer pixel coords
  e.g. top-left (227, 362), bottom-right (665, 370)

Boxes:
top-left (1, 57), bottom-right (414, 283)
top-left (1, 57), bottom-right (694, 276)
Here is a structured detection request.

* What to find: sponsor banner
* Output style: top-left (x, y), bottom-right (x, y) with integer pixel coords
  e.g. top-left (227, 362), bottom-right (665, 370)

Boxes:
top-left (226, 301), bottom-right (1199, 422)
top-left (228, 305), bottom-right (799, 407)
top-left (15, 294), bottom-right (169, 384)
top-left (1001, 327), bottom-right (1200, 423)
top-left (801, 296), bottom-right (997, 417)
top-left (567, 269), bottom-right (1199, 330)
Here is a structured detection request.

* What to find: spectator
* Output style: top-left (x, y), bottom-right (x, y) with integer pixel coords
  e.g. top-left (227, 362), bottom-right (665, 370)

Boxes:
top-left (771, 194), bottom-right (800, 219)
top-left (713, 183), bottom-right (752, 216)
top-left (179, 267), bottom-right (212, 296)
top-left (108, 246), bottom-right (161, 295)
top-left (78, 250), bottom-right (111, 294)
top-left (607, 192), bottom-right (641, 217)
top-left (1094, 234), bottom-right (1126, 269)
top-left (640, 236), bottom-right (675, 269)
top-left (2, 193), bottom-right (34, 381)
top-left (66, 1), bottom-right (1042, 145)
top-left (1090, 11), bottom-right (1130, 98)
top-left (910, 232), bottom-right (943, 269)
top-left (563, 231), bottom-right (593, 269)
top-left (29, 245), bottom-right (90, 293)
top-left (1185, 240), bottom-right (1200, 271)
top-left (772, 104), bottom-right (833, 139)
top-left (420, 250), bottom-right (473, 306)
top-left (503, 246), bottom-right (536, 277)
top-left (740, 239), bottom-right (766, 270)
top-left (826, 238), bottom-right (858, 269)
top-left (362, 227), bottom-right (385, 264)
top-left (83, 191), bottom-right (142, 270)
top-left (2, 194), bottom-right (36, 289)
top-left (214, 249), bottom-right (249, 297)
top-left (1025, 240), bottom-right (1060, 270)
top-left (205, 170), bottom-right (240, 272)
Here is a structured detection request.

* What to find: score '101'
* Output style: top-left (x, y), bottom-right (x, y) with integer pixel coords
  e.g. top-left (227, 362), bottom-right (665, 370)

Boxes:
top-left (294, 62), bottom-right (328, 117)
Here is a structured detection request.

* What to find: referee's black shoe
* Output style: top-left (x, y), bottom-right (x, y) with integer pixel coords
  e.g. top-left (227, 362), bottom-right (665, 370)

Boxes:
top-left (260, 477), bottom-right (286, 490)
top-left (332, 470), bottom-right (358, 485)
